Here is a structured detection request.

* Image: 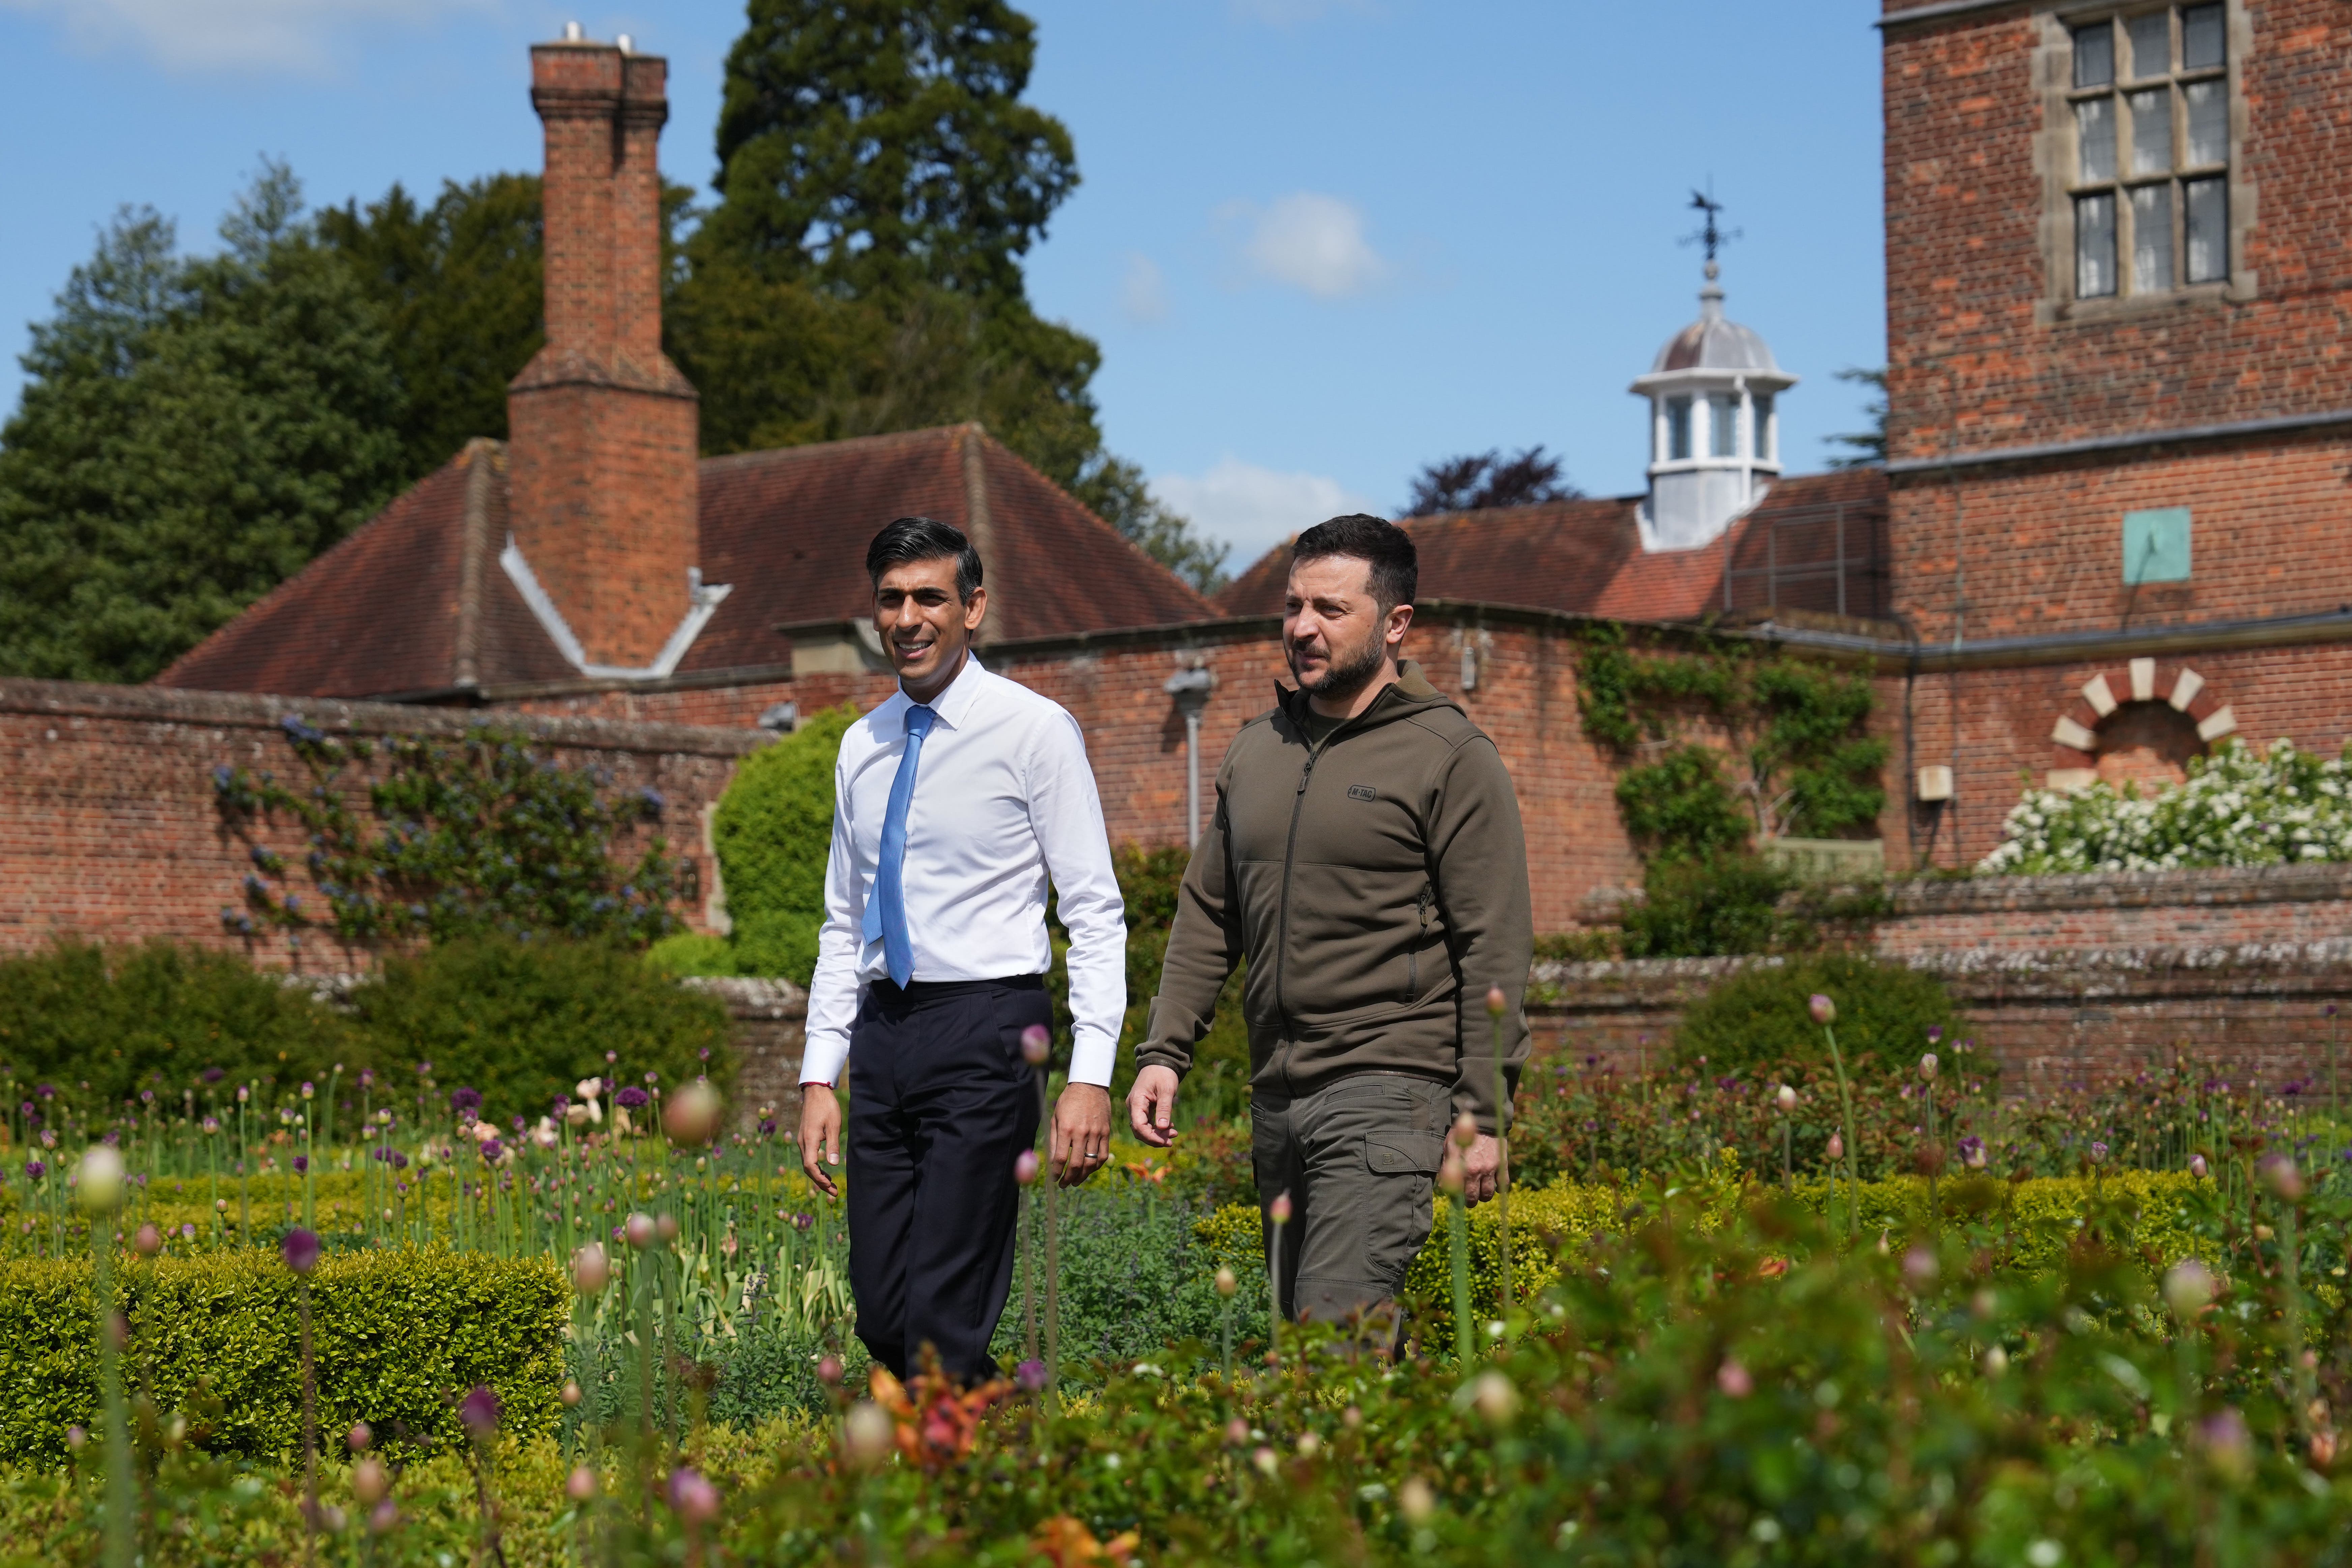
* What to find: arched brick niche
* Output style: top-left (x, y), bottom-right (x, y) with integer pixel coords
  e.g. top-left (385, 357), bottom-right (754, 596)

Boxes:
top-left (2045, 659), bottom-right (2236, 791)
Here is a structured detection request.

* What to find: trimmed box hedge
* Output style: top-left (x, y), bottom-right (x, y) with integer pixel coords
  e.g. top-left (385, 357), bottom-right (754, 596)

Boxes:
top-left (1197, 1168), bottom-right (2205, 1346)
top-left (0, 1247), bottom-right (565, 1463)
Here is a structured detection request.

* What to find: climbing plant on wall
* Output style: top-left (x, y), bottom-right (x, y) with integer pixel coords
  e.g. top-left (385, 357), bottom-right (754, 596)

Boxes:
top-left (1576, 624), bottom-right (1888, 957)
top-left (211, 716), bottom-right (686, 949)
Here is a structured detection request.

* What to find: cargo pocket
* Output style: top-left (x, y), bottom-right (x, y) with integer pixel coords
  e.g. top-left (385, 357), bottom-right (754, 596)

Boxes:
top-left (1365, 1132), bottom-right (1443, 1177)
top-left (1362, 1131), bottom-right (1443, 1290)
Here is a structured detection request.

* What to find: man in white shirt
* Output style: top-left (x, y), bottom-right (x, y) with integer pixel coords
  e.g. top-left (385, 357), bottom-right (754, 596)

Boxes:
top-left (798, 516), bottom-right (1127, 1384)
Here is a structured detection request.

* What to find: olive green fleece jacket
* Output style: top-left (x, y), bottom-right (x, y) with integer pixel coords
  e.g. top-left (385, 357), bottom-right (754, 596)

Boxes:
top-left (1137, 661), bottom-right (1535, 1132)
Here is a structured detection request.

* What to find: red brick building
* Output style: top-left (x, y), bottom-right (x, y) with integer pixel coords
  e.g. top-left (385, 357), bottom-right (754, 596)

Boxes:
top-left (1877, 0), bottom-right (2352, 865)
top-left (147, 9), bottom-right (2352, 950)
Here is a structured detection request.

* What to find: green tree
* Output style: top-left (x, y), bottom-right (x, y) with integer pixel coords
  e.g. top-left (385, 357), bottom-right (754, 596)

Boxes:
top-left (680, 0), bottom-right (1228, 590)
top-left (703, 0), bottom-right (1077, 301)
top-left (0, 166), bottom-right (406, 682)
top-left (1824, 366), bottom-right (1887, 468)
top-left (313, 174), bottom-right (547, 484)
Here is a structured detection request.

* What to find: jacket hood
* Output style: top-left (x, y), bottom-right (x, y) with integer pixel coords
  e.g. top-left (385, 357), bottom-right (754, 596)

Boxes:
top-left (1274, 659), bottom-right (1461, 735)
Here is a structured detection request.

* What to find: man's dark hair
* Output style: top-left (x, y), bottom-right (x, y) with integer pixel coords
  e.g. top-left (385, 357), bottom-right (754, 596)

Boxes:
top-left (1291, 514), bottom-right (1417, 612)
top-left (866, 516), bottom-right (984, 601)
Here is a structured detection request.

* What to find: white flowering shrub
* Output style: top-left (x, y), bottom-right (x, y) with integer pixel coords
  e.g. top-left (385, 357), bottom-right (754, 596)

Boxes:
top-left (1979, 738), bottom-right (2352, 874)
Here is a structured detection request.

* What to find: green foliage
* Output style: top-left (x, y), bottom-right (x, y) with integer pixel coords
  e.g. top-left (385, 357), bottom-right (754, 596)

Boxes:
top-left (1576, 623), bottom-right (1889, 958)
top-left (1096, 846), bottom-right (1250, 1119)
top-left (0, 941), bottom-right (352, 1106)
top-left (651, 705), bottom-right (854, 985)
top-left (1673, 951), bottom-right (1960, 1073)
top-left (346, 937), bottom-right (733, 1125)
top-left (705, 0), bottom-right (1077, 303)
top-left (212, 722), bottom-right (684, 948)
top-left (1611, 743), bottom-right (1751, 860)
top-left (1619, 852), bottom-right (1794, 958)
top-left (312, 173), bottom-right (547, 484)
top-left (0, 167), bottom-right (406, 682)
top-left (991, 1186), bottom-right (1237, 1369)
top-left (0, 1247), bottom-right (563, 1464)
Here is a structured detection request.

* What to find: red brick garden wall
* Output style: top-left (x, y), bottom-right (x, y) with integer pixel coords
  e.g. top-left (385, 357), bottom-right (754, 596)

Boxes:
top-left (0, 680), bottom-right (760, 974)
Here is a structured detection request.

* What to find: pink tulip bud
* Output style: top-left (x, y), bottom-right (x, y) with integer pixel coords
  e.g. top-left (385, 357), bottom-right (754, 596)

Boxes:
top-left (1451, 1112), bottom-right (1479, 1149)
top-left (655, 1213), bottom-right (680, 1244)
top-left (1437, 1149), bottom-right (1466, 1195)
top-left (133, 1223), bottom-right (162, 1257)
top-left (1020, 1025), bottom-right (1052, 1066)
top-left (571, 1243), bottom-right (611, 1294)
top-left (1775, 1085), bottom-right (1798, 1114)
top-left (1809, 994), bottom-right (1836, 1026)
top-left (816, 1355), bottom-right (844, 1386)
top-left (352, 1458), bottom-right (388, 1507)
top-left (1716, 1359), bottom-right (1753, 1399)
top-left (668, 1468), bottom-right (720, 1524)
top-left (2189, 1153), bottom-right (2208, 1179)
top-left (1485, 985), bottom-right (1508, 1018)
top-left (566, 1465), bottom-right (597, 1502)
top-left (1826, 1132), bottom-right (1845, 1161)
top-left (347, 1422), bottom-right (372, 1452)
top-left (1268, 1190), bottom-right (1293, 1225)
top-left (1918, 1053), bottom-right (1939, 1081)
top-left (561, 1381), bottom-right (582, 1408)
top-left (1013, 1149), bottom-right (1041, 1186)
top-left (624, 1212), bottom-right (656, 1250)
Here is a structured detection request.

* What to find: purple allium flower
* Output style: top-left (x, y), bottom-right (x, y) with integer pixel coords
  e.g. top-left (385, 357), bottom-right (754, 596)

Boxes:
top-left (459, 1385), bottom-right (500, 1437)
top-left (1957, 1135), bottom-right (1986, 1170)
top-left (293, 1155), bottom-right (308, 1174)
top-left (1015, 1359), bottom-right (1048, 1393)
top-left (616, 1087), bottom-right (650, 1111)
top-left (281, 1228), bottom-right (321, 1276)
top-left (23, 1161), bottom-right (42, 1182)
top-left (480, 1140), bottom-right (505, 1163)
top-left (449, 1087), bottom-right (483, 1117)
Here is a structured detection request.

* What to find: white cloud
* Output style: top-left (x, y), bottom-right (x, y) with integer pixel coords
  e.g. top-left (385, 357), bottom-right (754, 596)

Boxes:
top-left (1152, 458), bottom-right (1382, 570)
top-left (0, 0), bottom-right (492, 74)
top-left (1121, 252), bottom-right (1169, 325)
top-left (1228, 192), bottom-right (1387, 299)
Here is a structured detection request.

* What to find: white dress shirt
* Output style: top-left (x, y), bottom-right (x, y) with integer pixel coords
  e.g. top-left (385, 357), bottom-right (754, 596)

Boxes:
top-left (799, 655), bottom-right (1129, 1088)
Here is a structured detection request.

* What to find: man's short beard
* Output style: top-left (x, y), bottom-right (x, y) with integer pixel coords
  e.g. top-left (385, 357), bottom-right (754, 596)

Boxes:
top-left (1289, 626), bottom-right (1389, 702)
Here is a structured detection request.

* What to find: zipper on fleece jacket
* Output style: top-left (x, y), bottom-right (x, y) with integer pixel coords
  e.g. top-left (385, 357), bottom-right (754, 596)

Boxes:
top-left (1272, 744), bottom-right (1317, 1043)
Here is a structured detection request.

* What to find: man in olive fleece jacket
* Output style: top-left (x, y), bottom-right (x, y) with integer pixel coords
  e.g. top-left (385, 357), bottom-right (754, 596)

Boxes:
top-left (1128, 514), bottom-right (1534, 1328)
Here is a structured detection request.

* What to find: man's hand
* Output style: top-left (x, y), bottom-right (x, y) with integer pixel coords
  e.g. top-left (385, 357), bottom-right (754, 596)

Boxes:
top-left (1460, 1133), bottom-right (1502, 1206)
top-left (1126, 1065), bottom-right (1182, 1148)
top-left (798, 1083), bottom-right (842, 1200)
top-left (1052, 1083), bottom-right (1113, 1186)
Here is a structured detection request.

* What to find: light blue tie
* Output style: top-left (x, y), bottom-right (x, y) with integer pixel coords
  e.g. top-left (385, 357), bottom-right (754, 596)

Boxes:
top-left (868, 704), bottom-right (936, 987)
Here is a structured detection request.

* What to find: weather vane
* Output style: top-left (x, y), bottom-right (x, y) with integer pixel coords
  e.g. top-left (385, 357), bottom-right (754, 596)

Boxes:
top-left (1679, 182), bottom-right (1741, 267)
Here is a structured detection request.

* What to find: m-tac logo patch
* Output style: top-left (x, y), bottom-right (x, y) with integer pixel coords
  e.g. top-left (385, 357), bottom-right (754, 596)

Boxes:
top-left (1346, 784), bottom-right (1377, 802)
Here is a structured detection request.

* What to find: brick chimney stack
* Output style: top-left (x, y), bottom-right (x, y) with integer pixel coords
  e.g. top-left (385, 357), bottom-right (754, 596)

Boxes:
top-left (505, 30), bottom-right (702, 673)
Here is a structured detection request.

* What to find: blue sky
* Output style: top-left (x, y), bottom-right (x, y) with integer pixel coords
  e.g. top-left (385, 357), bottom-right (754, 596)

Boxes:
top-left (0, 0), bottom-right (1888, 570)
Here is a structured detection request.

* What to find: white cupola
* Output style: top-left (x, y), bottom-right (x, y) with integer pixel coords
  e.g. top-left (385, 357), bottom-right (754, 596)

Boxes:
top-left (1630, 259), bottom-right (1796, 551)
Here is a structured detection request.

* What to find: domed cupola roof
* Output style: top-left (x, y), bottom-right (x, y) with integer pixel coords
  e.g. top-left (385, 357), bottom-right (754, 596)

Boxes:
top-left (1650, 262), bottom-right (1783, 375)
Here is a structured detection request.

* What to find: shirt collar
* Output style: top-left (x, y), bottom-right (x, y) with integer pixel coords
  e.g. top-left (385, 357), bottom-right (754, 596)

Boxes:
top-left (896, 650), bottom-right (989, 731)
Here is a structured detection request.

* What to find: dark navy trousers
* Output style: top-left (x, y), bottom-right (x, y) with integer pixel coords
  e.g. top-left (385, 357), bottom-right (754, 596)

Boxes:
top-left (844, 975), bottom-right (1046, 1383)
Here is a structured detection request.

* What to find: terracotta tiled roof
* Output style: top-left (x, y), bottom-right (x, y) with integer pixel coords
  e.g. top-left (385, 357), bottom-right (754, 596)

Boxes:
top-left (1212, 468), bottom-right (1888, 625)
top-left (685, 424), bottom-right (1215, 670)
top-left (157, 441), bottom-right (575, 700)
top-left (160, 425), bottom-right (1219, 700)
